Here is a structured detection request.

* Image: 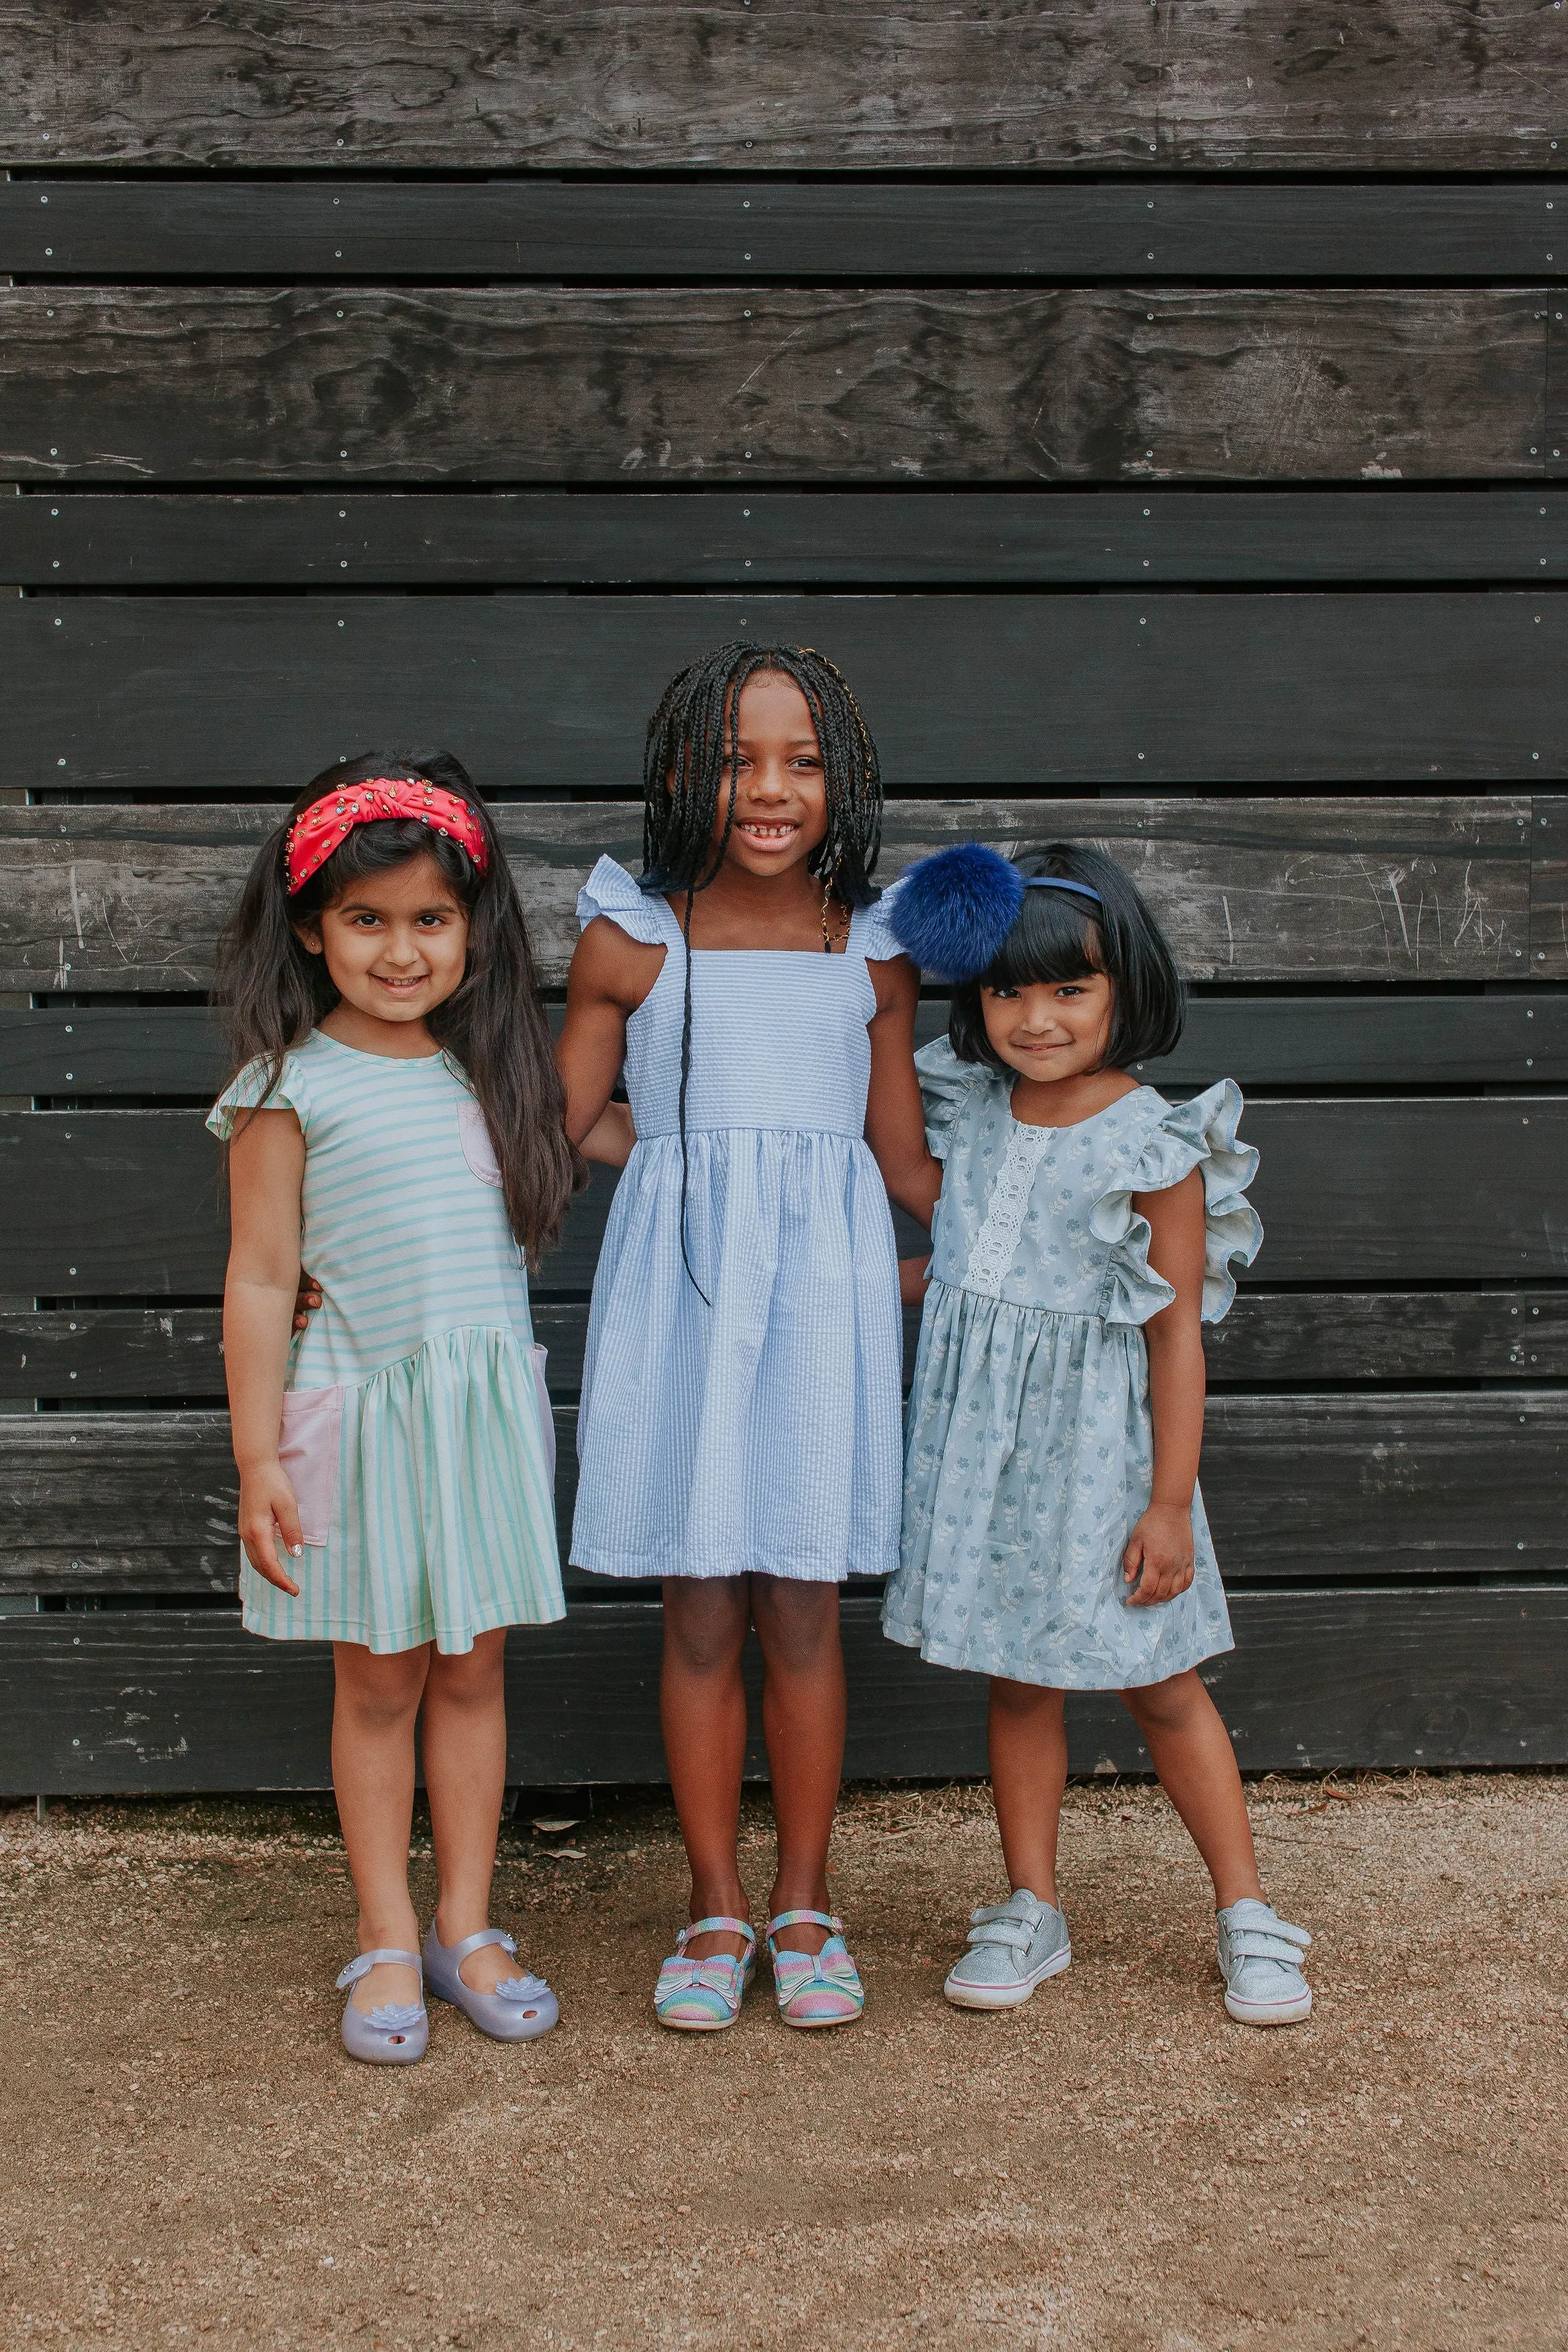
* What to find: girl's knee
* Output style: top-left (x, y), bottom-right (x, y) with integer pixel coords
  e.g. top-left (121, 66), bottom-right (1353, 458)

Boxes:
top-left (425, 1628), bottom-right (507, 1706)
top-left (989, 1675), bottom-right (1065, 1721)
top-left (751, 1576), bottom-right (839, 1673)
top-left (663, 1576), bottom-right (750, 1676)
top-left (1121, 1667), bottom-right (1207, 1733)
top-left (333, 1642), bottom-right (428, 1728)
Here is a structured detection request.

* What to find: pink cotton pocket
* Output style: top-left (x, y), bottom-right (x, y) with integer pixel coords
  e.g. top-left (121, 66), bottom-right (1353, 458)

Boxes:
top-left (530, 1344), bottom-right (557, 1480)
top-left (459, 1099), bottom-right (503, 1189)
top-left (278, 1385), bottom-right (345, 1549)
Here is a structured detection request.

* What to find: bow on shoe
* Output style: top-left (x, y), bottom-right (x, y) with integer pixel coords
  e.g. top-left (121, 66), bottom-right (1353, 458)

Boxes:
top-left (335, 1951), bottom-right (423, 2033)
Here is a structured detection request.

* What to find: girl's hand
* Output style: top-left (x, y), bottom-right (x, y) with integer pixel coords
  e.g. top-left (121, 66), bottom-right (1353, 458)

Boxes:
top-left (238, 1462), bottom-right (305, 1596)
top-left (292, 1272), bottom-right (321, 1331)
top-left (898, 1255), bottom-right (930, 1308)
top-left (580, 1099), bottom-right (637, 1168)
top-left (1122, 1503), bottom-right (1195, 1607)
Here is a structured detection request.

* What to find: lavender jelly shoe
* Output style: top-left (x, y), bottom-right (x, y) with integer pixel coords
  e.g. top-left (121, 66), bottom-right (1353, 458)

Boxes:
top-left (336, 1949), bottom-right (428, 2065)
top-left (422, 1922), bottom-right (560, 2042)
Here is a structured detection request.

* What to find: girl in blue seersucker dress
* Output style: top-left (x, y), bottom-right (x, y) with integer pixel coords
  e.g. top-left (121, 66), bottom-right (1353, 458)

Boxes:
top-left (557, 643), bottom-right (933, 2034)
top-left (881, 841), bottom-right (1315, 2030)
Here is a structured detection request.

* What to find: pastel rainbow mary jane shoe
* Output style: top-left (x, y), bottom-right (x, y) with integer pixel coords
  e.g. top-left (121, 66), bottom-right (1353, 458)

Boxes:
top-left (336, 1949), bottom-right (429, 2066)
top-left (654, 1916), bottom-right (756, 2031)
top-left (766, 1909), bottom-right (864, 2029)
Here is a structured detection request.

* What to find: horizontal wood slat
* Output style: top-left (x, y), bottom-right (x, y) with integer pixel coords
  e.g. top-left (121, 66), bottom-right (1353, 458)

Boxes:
top-left (9, 597), bottom-right (1567, 801)
top-left (9, 490), bottom-right (1566, 590)
top-left (7, 179), bottom-right (1566, 283)
top-left (8, 1291), bottom-right (1568, 1403)
top-left (2, 288), bottom-right (1553, 484)
top-left (2, 1586), bottom-right (1561, 1793)
top-left (8, 993), bottom-right (1568, 1100)
top-left (0, 797), bottom-right (1534, 992)
top-left (4, 4), bottom-right (1559, 173)
top-left (4, 1396), bottom-right (1565, 1596)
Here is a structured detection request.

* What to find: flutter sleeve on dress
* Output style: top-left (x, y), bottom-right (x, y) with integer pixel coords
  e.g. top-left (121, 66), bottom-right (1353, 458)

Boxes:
top-left (858, 874), bottom-right (910, 964)
top-left (1091, 1078), bottom-right (1263, 1325)
top-left (576, 854), bottom-right (671, 947)
top-left (913, 1035), bottom-right (998, 1163)
top-left (206, 1054), bottom-right (309, 1143)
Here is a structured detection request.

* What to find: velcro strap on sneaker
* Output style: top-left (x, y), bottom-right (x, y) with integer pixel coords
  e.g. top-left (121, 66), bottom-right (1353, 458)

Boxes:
top-left (967, 1921), bottom-right (1032, 1952)
top-left (1227, 1928), bottom-right (1310, 1963)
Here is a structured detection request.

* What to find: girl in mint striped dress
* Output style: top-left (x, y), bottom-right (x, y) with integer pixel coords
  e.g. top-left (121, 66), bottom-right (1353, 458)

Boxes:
top-left (210, 753), bottom-right (584, 2066)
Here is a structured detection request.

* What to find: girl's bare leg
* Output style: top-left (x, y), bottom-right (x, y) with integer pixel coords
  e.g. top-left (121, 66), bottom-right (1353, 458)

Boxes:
top-left (423, 1627), bottom-right (517, 1993)
top-left (1122, 1668), bottom-right (1265, 1909)
top-left (332, 1640), bottom-right (430, 2011)
top-left (751, 1576), bottom-right (846, 1956)
top-left (661, 1576), bottom-right (753, 1960)
top-left (987, 1677), bottom-right (1070, 1906)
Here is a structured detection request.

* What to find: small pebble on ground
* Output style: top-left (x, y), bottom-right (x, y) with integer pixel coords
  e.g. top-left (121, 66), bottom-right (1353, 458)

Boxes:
top-left (2, 1772), bottom-right (1564, 2350)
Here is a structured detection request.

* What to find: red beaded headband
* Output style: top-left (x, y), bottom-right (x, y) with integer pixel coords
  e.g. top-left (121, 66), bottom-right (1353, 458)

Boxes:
top-left (283, 777), bottom-right (490, 895)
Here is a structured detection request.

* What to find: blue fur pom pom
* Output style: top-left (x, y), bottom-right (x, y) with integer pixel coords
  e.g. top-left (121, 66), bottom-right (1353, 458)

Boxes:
top-left (887, 841), bottom-right (1024, 982)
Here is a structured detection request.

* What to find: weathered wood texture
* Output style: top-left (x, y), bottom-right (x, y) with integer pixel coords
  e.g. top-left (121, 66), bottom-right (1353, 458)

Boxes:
top-left (8, 993), bottom-right (1568, 1099)
top-left (8, 178), bottom-right (1566, 282)
top-left (5, 1396), bottom-right (1565, 1597)
top-left (2, 289), bottom-right (1554, 484)
top-left (3, 3), bottom-right (1560, 172)
top-left (11, 490), bottom-right (1566, 590)
top-left (0, 798), bottom-right (1535, 993)
top-left (2, 1586), bottom-right (1562, 1794)
top-left (8, 597), bottom-right (1566, 799)
top-left (8, 1291), bottom-right (1568, 1405)
top-left (1530, 796), bottom-right (1568, 975)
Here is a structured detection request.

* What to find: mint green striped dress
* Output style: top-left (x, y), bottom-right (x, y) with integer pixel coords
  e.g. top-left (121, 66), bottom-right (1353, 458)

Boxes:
top-left (208, 1031), bottom-right (564, 1654)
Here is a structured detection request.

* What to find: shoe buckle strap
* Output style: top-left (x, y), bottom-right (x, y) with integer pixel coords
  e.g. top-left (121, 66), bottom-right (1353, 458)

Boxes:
top-left (676, 1916), bottom-right (756, 1958)
top-left (967, 1920), bottom-right (1032, 1952)
top-left (1227, 1928), bottom-right (1309, 1963)
top-left (440, 1926), bottom-right (518, 1968)
top-left (336, 1947), bottom-right (423, 1991)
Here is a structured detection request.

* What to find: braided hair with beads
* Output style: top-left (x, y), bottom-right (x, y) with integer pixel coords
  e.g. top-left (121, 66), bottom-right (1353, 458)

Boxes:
top-left (639, 641), bottom-right (885, 1302)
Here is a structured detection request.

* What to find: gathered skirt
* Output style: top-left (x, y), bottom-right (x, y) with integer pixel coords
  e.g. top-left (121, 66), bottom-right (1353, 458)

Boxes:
top-left (572, 1129), bottom-right (903, 1581)
top-left (882, 1280), bottom-right (1233, 1689)
top-left (241, 1321), bottom-right (564, 1655)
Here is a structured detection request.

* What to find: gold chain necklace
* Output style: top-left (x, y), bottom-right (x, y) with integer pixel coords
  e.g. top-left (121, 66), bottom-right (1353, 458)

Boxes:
top-left (821, 882), bottom-right (849, 953)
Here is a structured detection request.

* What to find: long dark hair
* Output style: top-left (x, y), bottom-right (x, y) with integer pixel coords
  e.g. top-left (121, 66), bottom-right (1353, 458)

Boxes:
top-left (949, 843), bottom-right (1186, 1073)
top-left (640, 642), bottom-right (884, 1300)
top-left (213, 751), bottom-right (582, 1264)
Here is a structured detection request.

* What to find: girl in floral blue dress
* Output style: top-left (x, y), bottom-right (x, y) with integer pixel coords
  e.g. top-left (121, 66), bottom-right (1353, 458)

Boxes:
top-left (881, 841), bottom-right (1315, 2028)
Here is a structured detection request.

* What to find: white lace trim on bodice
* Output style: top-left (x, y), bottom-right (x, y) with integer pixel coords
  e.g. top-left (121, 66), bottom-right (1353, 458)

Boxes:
top-left (959, 1121), bottom-right (1057, 1297)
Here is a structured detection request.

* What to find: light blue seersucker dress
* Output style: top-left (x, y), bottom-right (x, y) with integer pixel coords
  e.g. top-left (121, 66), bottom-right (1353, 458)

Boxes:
top-left (570, 857), bottom-right (906, 1583)
top-left (208, 1032), bottom-right (564, 1654)
top-left (881, 1040), bottom-right (1263, 1689)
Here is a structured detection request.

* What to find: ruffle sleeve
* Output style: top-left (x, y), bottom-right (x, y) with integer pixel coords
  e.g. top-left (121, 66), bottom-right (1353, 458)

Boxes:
top-left (857, 874), bottom-right (910, 964)
top-left (914, 1036), bottom-right (1001, 1162)
top-left (1091, 1080), bottom-right (1262, 1325)
top-left (207, 1054), bottom-right (307, 1143)
top-left (576, 854), bottom-right (671, 947)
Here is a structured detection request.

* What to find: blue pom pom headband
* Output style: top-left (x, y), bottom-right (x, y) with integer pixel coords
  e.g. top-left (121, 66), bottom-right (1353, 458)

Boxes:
top-left (887, 841), bottom-right (1102, 982)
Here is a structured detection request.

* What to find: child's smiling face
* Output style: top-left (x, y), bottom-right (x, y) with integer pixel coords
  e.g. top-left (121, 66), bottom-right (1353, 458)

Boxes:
top-left (698, 670), bottom-right (831, 880)
top-left (981, 969), bottom-right (1116, 1084)
top-left (293, 850), bottom-right (470, 1035)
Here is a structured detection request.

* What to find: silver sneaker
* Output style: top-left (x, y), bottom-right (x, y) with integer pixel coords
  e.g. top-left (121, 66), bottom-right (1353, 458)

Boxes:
top-left (944, 1887), bottom-right (1071, 2011)
top-left (1215, 1897), bottom-right (1312, 2026)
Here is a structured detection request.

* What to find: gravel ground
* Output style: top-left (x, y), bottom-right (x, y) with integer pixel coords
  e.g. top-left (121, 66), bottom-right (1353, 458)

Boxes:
top-left (2, 1772), bottom-right (1564, 2351)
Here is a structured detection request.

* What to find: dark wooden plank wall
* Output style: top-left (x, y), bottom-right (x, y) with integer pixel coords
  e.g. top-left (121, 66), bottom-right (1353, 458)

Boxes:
top-left (2, 1), bottom-right (1564, 1790)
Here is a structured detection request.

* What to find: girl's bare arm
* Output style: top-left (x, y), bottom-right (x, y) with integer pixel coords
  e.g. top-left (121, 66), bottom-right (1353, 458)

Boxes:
top-left (557, 917), bottom-right (663, 1151)
top-left (865, 952), bottom-right (942, 1228)
top-left (224, 1106), bottom-right (308, 1594)
top-left (1123, 1166), bottom-right (1208, 1608)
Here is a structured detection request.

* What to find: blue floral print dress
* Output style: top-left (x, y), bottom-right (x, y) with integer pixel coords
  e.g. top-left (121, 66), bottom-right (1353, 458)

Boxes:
top-left (881, 1041), bottom-right (1262, 1690)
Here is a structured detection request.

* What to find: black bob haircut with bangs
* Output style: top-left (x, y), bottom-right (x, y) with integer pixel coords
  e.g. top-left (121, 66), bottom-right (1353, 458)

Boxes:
top-left (947, 843), bottom-right (1186, 1075)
